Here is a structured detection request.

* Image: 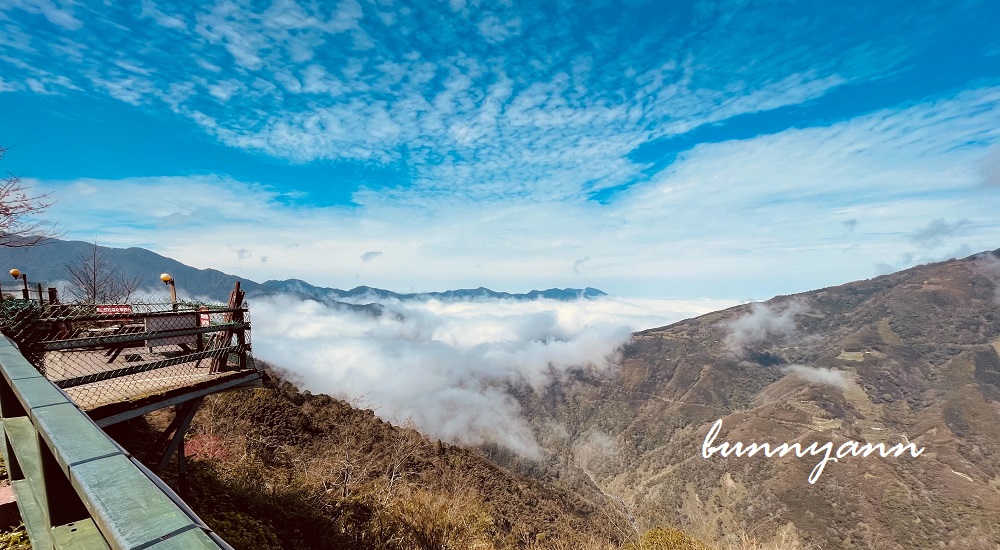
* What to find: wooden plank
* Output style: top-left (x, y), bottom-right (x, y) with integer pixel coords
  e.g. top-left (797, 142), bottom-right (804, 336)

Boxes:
top-left (1, 429), bottom-right (22, 480)
top-left (31, 403), bottom-right (122, 472)
top-left (52, 518), bottom-right (111, 549)
top-left (11, 479), bottom-right (51, 549)
top-left (211, 283), bottom-right (245, 373)
top-left (0, 338), bottom-right (46, 382)
top-left (9, 376), bottom-right (70, 410)
top-left (4, 418), bottom-right (45, 516)
top-left (144, 526), bottom-right (223, 550)
top-left (69, 454), bottom-right (199, 550)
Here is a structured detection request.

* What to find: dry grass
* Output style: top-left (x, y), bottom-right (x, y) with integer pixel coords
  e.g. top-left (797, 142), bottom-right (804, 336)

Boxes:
top-left (100, 370), bottom-right (810, 550)
top-left (105, 374), bottom-right (633, 549)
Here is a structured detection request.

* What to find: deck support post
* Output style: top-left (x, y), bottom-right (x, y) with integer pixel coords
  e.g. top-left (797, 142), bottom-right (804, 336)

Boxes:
top-left (155, 397), bottom-right (204, 479)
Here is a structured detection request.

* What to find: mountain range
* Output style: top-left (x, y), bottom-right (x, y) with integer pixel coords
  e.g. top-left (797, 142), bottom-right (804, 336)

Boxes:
top-left (0, 237), bottom-right (606, 305)
top-left (6, 235), bottom-right (1000, 548)
top-left (509, 248), bottom-right (1000, 549)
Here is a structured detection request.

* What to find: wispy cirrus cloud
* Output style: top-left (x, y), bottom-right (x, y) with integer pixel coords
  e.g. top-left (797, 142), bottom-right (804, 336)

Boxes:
top-left (30, 85), bottom-right (1000, 298)
top-left (0, 0), bottom-right (82, 30)
top-left (4, 0), bottom-right (999, 299)
top-left (1, 0), bottom-right (967, 204)
top-left (910, 219), bottom-right (971, 249)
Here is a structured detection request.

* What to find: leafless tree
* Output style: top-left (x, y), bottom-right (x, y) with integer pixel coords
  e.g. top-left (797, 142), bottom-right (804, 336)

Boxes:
top-left (0, 145), bottom-right (60, 247)
top-left (64, 240), bottom-right (143, 303)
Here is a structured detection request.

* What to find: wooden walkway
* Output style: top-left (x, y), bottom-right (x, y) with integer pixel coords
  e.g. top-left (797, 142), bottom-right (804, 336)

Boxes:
top-left (0, 336), bottom-right (235, 549)
top-left (0, 285), bottom-right (261, 431)
top-left (44, 347), bottom-right (260, 426)
top-left (0, 284), bottom-right (259, 547)
top-left (46, 347), bottom-right (245, 408)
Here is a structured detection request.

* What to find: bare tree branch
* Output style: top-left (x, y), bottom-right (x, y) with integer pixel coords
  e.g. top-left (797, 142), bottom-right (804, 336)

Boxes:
top-left (64, 240), bottom-right (143, 303)
top-left (0, 145), bottom-right (62, 247)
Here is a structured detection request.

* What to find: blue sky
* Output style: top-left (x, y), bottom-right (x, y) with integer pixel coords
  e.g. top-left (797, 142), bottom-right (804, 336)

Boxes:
top-left (2, 0), bottom-right (999, 299)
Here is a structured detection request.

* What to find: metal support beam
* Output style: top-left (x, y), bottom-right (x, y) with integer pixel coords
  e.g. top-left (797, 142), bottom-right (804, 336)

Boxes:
top-left (156, 397), bottom-right (204, 474)
top-left (91, 373), bottom-right (262, 427)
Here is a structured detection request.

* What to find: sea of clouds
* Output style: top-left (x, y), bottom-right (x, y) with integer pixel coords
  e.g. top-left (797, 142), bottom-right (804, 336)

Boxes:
top-left (248, 294), bottom-right (736, 456)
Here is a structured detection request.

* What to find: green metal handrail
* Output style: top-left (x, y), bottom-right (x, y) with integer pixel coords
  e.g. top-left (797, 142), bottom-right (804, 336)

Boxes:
top-left (0, 336), bottom-right (232, 549)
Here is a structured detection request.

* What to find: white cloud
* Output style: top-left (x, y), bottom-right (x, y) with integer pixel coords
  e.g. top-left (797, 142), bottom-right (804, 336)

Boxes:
top-left (782, 365), bottom-right (848, 389)
top-left (612, 86), bottom-right (1000, 289)
top-left (250, 294), bottom-right (733, 454)
top-left (71, 182), bottom-right (97, 195)
top-left (1, 0), bottom-right (82, 30)
top-left (1, 0), bottom-right (941, 199)
top-left (327, 0), bottom-right (364, 33)
top-left (982, 145), bottom-right (1000, 187)
top-left (206, 78), bottom-right (245, 102)
top-left (89, 76), bottom-right (156, 105)
top-left (722, 301), bottom-right (807, 356)
top-left (477, 14), bottom-right (521, 43)
top-left (32, 86), bottom-right (1000, 299)
top-left (139, 0), bottom-right (187, 31)
top-left (24, 75), bottom-right (79, 94)
top-left (909, 218), bottom-right (970, 249)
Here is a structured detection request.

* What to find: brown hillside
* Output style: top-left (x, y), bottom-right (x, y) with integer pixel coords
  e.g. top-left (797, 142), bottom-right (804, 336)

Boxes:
top-left (516, 250), bottom-right (1000, 549)
top-left (106, 370), bottom-right (633, 550)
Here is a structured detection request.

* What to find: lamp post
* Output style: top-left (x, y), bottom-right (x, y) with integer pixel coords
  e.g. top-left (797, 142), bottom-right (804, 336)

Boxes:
top-left (9, 269), bottom-right (28, 300)
top-left (161, 273), bottom-right (177, 310)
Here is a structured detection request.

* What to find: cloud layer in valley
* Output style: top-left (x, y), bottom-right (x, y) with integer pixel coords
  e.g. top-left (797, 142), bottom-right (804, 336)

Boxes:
top-left (250, 294), bottom-right (735, 455)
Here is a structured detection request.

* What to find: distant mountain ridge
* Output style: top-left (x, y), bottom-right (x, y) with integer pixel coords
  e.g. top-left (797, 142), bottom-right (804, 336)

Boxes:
top-left (259, 278), bottom-right (606, 303)
top-left (0, 237), bottom-right (606, 304)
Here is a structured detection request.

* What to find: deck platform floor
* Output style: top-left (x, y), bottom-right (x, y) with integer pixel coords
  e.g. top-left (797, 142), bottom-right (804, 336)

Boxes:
top-left (43, 347), bottom-right (253, 411)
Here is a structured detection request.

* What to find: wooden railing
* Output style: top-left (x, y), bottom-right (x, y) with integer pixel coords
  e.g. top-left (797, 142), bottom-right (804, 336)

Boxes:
top-left (0, 336), bottom-right (232, 549)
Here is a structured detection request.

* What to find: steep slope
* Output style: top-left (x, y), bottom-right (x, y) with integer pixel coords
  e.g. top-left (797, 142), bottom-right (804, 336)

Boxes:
top-left (106, 369), bottom-right (632, 549)
top-left (520, 250), bottom-right (1000, 549)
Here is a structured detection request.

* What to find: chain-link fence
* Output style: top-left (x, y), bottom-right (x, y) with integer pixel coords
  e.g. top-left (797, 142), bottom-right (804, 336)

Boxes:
top-left (0, 278), bottom-right (59, 304)
top-left (0, 299), bottom-right (255, 410)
